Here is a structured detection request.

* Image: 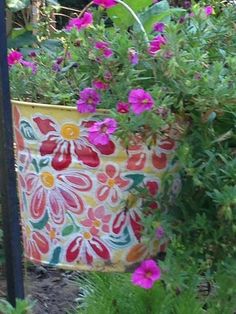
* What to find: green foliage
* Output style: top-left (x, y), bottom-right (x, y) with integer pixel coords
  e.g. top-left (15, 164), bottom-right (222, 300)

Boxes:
top-left (0, 298), bottom-right (33, 314)
top-left (6, 0), bottom-right (30, 12)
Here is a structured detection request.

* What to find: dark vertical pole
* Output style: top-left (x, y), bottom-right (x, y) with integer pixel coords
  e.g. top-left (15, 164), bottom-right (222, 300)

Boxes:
top-left (0, 0), bottom-right (24, 306)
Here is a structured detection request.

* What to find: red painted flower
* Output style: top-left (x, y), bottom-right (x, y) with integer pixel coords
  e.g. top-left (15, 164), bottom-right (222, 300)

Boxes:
top-left (22, 219), bottom-right (49, 262)
top-left (25, 169), bottom-right (92, 224)
top-left (127, 137), bottom-right (176, 171)
top-left (33, 116), bottom-right (115, 170)
top-left (96, 164), bottom-right (131, 205)
top-left (66, 231), bottom-right (110, 265)
top-left (81, 206), bottom-right (111, 236)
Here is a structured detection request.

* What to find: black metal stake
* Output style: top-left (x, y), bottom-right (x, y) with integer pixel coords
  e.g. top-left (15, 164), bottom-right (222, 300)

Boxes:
top-left (0, 0), bottom-right (24, 306)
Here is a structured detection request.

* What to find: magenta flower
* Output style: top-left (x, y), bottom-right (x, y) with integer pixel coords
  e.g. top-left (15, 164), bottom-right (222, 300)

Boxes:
top-left (156, 226), bottom-right (165, 239)
top-left (204, 6), bottom-right (213, 16)
top-left (132, 259), bottom-right (161, 289)
top-left (95, 41), bottom-right (113, 58)
top-left (116, 102), bottom-right (130, 114)
top-left (88, 118), bottom-right (117, 145)
top-left (76, 88), bottom-right (101, 113)
top-left (7, 50), bottom-right (23, 66)
top-left (128, 89), bottom-right (154, 115)
top-left (153, 22), bottom-right (165, 33)
top-left (92, 80), bottom-right (109, 90)
top-left (128, 48), bottom-right (139, 65)
top-left (148, 35), bottom-right (167, 56)
top-left (93, 0), bottom-right (117, 9)
top-left (66, 12), bottom-right (93, 31)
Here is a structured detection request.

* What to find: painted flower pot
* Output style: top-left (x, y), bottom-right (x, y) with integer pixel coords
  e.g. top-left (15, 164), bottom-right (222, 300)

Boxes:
top-left (12, 100), bottom-right (178, 272)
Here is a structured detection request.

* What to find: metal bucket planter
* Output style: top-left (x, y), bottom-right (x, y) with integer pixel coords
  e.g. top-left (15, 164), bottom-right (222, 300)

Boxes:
top-left (12, 100), bottom-right (178, 272)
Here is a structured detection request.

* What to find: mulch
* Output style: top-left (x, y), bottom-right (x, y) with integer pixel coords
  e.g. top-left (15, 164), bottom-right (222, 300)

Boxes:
top-left (0, 265), bottom-right (81, 314)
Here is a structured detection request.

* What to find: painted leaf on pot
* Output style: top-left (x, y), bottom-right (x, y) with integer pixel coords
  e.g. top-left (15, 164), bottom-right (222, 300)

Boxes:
top-left (107, 227), bottom-right (132, 248)
top-left (124, 174), bottom-right (145, 189)
top-left (30, 211), bottom-right (49, 230)
top-left (50, 247), bottom-right (61, 265)
top-left (20, 120), bottom-right (37, 141)
top-left (62, 224), bottom-right (75, 237)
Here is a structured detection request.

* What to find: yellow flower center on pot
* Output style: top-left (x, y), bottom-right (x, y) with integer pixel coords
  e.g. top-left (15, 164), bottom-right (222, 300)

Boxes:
top-left (40, 172), bottom-right (55, 189)
top-left (25, 225), bottom-right (31, 238)
top-left (49, 229), bottom-right (56, 240)
top-left (61, 123), bottom-right (80, 140)
top-left (93, 219), bottom-right (101, 228)
top-left (107, 178), bottom-right (115, 188)
top-left (83, 232), bottom-right (92, 240)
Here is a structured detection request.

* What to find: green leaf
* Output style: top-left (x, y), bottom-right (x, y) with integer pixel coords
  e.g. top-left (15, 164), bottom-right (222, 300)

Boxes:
top-left (62, 224), bottom-right (74, 236)
top-left (20, 120), bottom-right (37, 140)
top-left (108, 0), bottom-right (152, 29)
top-left (31, 212), bottom-right (49, 230)
top-left (125, 174), bottom-right (145, 189)
top-left (50, 247), bottom-right (61, 265)
top-left (39, 157), bottom-right (50, 169)
top-left (8, 31), bottom-right (37, 49)
top-left (107, 227), bottom-right (131, 248)
top-left (134, 0), bottom-right (170, 33)
top-left (6, 0), bottom-right (30, 12)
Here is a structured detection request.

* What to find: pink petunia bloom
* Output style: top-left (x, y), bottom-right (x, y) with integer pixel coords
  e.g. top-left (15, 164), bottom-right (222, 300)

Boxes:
top-left (25, 169), bottom-right (92, 224)
top-left (81, 206), bottom-right (111, 236)
top-left (153, 22), bottom-right (165, 33)
top-left (77, 87), bottom-right (101, 113)
top-left (128, 89), bottom-right (154, 115)
top-left (66, 12), bottom-right (93, 31)
top-left (104, 71), bottom-right (113, 81)
top-left (131, 259), bottom-right (161, 289)
top-left (93, 0), bottom-right (117, 9)
top-left (128, 48), bottom-right (139, 65)
top-left (95, 41), bottom-right (113, 58)
top-left (33, 115), bottom-right (115, 170)
top-left (148, 35), bottom-right (167, 56)
top-left (96, 164), bottom-right (131, 205)
top-left (92, 80), bottom-right (109, 90)
top-left (204, 6), bottom-right (213, 16)
top-left (8, 50), bottom-right (23, 66)
top-left (88, 118), bottom-right (117, 146)
top-left (116, 102), bottom-right (130, 114)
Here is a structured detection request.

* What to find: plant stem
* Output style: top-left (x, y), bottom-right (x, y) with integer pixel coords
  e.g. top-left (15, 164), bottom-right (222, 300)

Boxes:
top-left (78, 1), bottom-right (94, 18)
top-left (115, 0), bottom-right (149, 44)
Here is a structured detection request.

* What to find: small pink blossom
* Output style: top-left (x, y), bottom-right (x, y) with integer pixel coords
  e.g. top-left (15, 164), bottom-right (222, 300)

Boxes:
top-left (116, 102), bottom-right (130, 114)
top-left (204, 6), bottom-right (213, 16)
top-left (148, 35), bottom-right (167, 56)
top-left (89, 118), bottom-right (117, 145)
top-left (92, 80), bottom-right (109, 90)
top-left (156, 226), bottom-right (165, 239)
top-left (104, 71), bottom-right (113, 81)
top-left (128, 89), bottom-right (154, 115)
top-left (153, 22), bottom-right (165, 33)
top-left (128, 48), bottom-right (139, 65)
top-left (95, 41), bottom-right (113, 58)
top-left (76, 87), bottom-right (101, 113)
top-left (7, 50), bottom-right (23, 66)
top-left (93, 0), bottom-right (117, 9)
top-left (131, 259), bottom-right (161, 289)
top-left (20, 60), bottom-right (37, 74)
top-left (66, 12), bottom-right (93, 31)
top-left (81, 206), bottom-right (111, 236)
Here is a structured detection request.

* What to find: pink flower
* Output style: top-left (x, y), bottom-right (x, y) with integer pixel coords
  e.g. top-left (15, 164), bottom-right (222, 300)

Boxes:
top-left (77, 87), bottom-right (101, 113)
top-left (156, 226), bottom-right (165, 239)
top-left (88, 118), bottom-right (117, 145)
top-left (204, 6), bottom-right (213, 16)
top-left (8, 50), bottom-right (23, 66)
top-left (92, 80), bottom-right (109, 90)
top-left (93, 0), bottom-right (117, 9)
top-left (96, 164), bottom-right (131, 205)
top-left (153, 22), bottom-right (165, 33)
top-left (81, 206), bottom-right (111, 236)
top-left (95, 41), bottom-right (113, 58)
top-left (20, 60), bottom-right (37, 74)
top-left (128, 48), bottom-right (139, 65)
top-left (66, 12), bottom-right (93, 31)
top-left (148, 35), bottom-right (167, 56)
top-left (131, 259), bottom-right (161, 289)
top-left (128, 89), bottom-right (154, 115)
top-left (116, 102), bottom-right (130, 113)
